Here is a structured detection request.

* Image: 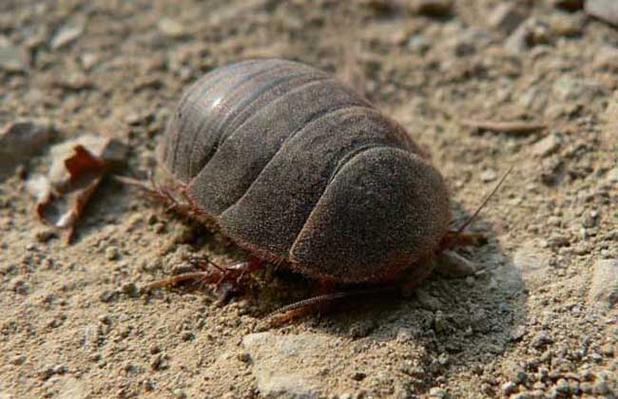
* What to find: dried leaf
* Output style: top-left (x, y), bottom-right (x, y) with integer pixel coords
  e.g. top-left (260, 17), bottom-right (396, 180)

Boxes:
top-left (48, 134), bottom-right (127, 189)
top-left (28, 136), bottom-right (127, 243)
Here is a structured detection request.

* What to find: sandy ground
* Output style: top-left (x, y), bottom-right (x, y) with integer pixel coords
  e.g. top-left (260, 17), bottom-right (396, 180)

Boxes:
top-left (0, 0), bottom-right (616, 398)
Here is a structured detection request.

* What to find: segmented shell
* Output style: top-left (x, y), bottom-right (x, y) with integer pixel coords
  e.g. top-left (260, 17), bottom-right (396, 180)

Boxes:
top-left (159, 58), bottom-right (450, 283)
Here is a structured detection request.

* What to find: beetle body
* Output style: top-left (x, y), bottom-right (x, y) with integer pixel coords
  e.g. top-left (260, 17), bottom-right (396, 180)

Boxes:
top-left (159, 59), bottom-right (450, 284)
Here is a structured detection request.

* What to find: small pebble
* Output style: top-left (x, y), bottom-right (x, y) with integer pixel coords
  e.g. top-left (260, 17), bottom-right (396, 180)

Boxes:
top-left (237, 352), bottom-right (251, 363)
top-left (105, 246), bottom-right (120, 261)
top-left (172, 389), bottom-right (187, 399)
top-left (351, 371), bottom-right (367, 381)
top-left (10, 354), bottom-right (26, 365)
top-left (181, 331), bottom-right (194, 341)
top-left (158, 18), bottom-right (186, 38)
top-left (532, 331), bottom-right (553, 349)
top-left (502, 381), bottom-right (517, 395)
top-left (99, 290), bottom-right (118, 303)
top-left (532, 134), bottom-right (561, 157)
top-left (481, 169), bottom-right (497, 182)
top-left (122, 282), bottom-right (140, 298)
top-left (428, 387), bottom-right (448, 398)
top-left (151, 353), bottom-right (169, 371)
top-left (50, 24), bottom-right (83, 49)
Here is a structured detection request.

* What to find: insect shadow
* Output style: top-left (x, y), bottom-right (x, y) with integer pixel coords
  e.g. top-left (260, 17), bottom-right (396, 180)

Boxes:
top-left (240, 200), bottom-right (527, 395)
top-left (316, 203), bottom-right (524, 394)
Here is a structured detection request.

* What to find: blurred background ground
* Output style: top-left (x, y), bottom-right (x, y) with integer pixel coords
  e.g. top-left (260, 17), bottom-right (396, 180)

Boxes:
top-left (0, 0), bottom-right (616, 398)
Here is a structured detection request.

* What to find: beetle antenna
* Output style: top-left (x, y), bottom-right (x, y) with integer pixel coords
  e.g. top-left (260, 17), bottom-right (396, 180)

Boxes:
top-left (455, 165), bottom-right (513, 234)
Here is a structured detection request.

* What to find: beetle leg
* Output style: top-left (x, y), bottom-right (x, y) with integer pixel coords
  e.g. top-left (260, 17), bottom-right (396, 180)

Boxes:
top-left (264, 287), bottom-right (395, 327)
top-left (441, 230), bottom-right (487, 249)
top-left (144, 271), bottom-right (213, 290)
top-left (144, 256), bottom-right (266, 298)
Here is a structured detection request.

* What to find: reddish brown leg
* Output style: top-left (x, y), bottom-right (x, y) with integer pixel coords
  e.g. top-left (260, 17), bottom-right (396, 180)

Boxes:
top-left (442, 230), bottom-right (486, 248)
top-left (264, 286), bottom-right (396, 327)
top-left (144, 257), bottom-right (265, 301)
top-left (116, 175), bottom-right (266, 298)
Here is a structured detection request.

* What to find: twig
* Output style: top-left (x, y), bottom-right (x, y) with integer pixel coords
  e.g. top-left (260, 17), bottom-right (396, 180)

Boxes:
top-left (462, 119), bottom-right (546, 134)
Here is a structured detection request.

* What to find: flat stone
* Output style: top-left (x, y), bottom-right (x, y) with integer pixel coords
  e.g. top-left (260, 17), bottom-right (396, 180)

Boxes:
top-left (589, 259), bottom-right (618, 311)
top-left (50, 23), bottom-right (84, 49)
top-left (586, 0), bottom-right (618, 27)
top-left (0, 120), bottom-right (54, 180)
top-left (532, 134), bottom-right (562, 157)
top-left (243, 332), bottom-right (334, 398)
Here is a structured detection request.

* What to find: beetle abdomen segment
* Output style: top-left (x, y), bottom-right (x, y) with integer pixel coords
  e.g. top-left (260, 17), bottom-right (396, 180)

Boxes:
top-left (289, 147), bottom-right (450, 284)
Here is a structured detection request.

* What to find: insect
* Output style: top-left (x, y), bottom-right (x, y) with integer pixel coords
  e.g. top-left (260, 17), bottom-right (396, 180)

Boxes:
top-left (131, 58), bottom-right (507, 317)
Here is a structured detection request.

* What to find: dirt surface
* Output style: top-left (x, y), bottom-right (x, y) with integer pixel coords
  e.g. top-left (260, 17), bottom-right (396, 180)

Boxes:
top-left (1, 0), bottom-right (616, 398)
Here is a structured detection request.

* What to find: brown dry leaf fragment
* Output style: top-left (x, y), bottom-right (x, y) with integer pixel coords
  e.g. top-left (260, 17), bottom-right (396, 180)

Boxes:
top-left (29, 137), bottom-right (127, 243)
top-left (48, 134), bottom-right (127, 189)
top-left (65, 145), bottom-right (105, 185)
